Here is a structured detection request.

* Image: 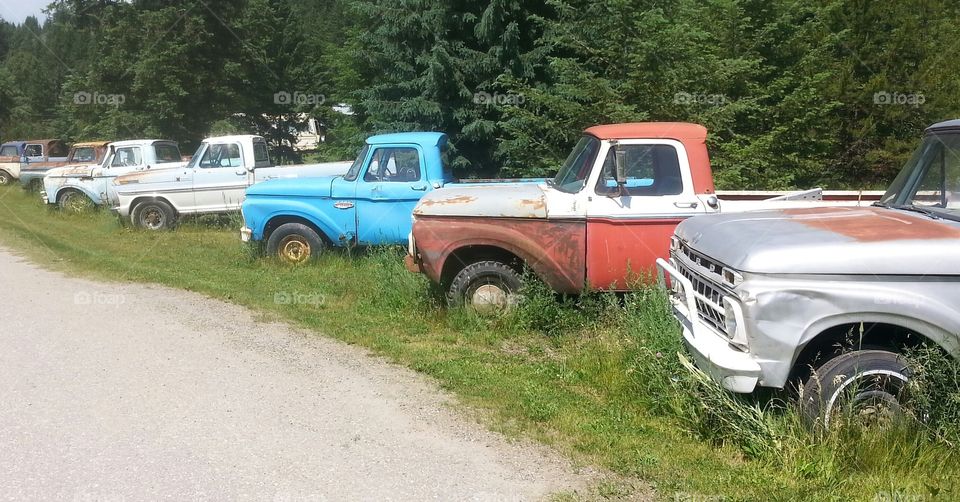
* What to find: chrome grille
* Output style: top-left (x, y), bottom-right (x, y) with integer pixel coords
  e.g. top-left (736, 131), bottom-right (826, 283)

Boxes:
top-left (670, 244), bottom-right (733, 335)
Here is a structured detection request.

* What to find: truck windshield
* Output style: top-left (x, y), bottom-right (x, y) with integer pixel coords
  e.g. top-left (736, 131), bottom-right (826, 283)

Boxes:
top-left (549, 136), bottom-right (601, 193)
top-left (344, 144), bottom-right (370, 182)
top-left (185, 144), bottom-right (205, 169)
top-left (880, 133), bottom-right (960, 220)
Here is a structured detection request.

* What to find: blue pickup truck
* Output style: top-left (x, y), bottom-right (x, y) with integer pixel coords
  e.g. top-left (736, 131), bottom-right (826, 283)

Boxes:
top-left (241, 132), bottom-right (460, 263)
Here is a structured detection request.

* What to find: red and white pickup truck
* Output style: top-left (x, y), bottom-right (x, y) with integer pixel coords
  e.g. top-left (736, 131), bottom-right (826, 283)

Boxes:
top-left (405, 122), bottom-right (880, 310)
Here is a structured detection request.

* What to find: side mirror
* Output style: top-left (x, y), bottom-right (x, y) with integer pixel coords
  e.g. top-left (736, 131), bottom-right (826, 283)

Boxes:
top-left (706, 195), bottom-right (719, 210)
top-left (20, 155), bottom-right (28, 164)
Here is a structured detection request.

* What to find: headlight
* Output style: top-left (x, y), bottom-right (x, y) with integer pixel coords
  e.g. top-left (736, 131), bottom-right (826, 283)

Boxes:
top-left (722, 297), bottom-right (748, 348)
top-left (670, 235), bottom-right (681, 252)
top-left (721, 267), bottom-right (743, 287)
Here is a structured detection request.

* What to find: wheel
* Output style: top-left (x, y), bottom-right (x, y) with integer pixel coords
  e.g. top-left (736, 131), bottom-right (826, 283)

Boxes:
top-left (800, 349), bottom-right (911, 430)
top-left (266, 223), bottom-right (325, 265)
top-left (58, 190), bottom-right (95, 213)
top-left (0, 170), bottom-right (10, 186)
top-left (132, 199), bottom-right (176, 230)
top-left (446, 260), bottom-right (523, 313)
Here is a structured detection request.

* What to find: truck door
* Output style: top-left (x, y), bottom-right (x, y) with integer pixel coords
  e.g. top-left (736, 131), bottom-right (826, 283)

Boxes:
top-left (585, 140), bottom-right (707, 290)
top-left (192, 142), bottom-right (248, 212)
top-left (354, 145), bottom-right (426, 245)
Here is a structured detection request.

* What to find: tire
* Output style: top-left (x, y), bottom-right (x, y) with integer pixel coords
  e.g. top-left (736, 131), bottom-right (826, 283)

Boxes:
top-left (446, 260), bottom-right (523, 313)
top-left (800, 349), bottom-right (911, 430)
top-left (132, 199), bottom-right (176, 230)
top-left (0, 170), bottom-right (10, 186)
top-left (266, 223), bottom-right (325, 265)
top-left (58, 190), bottom-right (95, 213)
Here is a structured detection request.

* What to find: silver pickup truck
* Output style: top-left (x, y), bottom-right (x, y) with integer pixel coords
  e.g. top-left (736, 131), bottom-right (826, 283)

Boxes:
top-left (657, 119), bottom-right (960, 426)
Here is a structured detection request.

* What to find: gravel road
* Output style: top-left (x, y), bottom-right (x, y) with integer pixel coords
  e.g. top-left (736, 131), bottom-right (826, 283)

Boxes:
top-left (0, 247), bottom-right (601, 501)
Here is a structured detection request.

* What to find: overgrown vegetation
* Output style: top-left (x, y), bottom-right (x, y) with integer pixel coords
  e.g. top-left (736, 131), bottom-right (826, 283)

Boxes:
top-left (2, 1), bottom-right (960, 186)
top-left (1, 186), bottom-right (958, 499)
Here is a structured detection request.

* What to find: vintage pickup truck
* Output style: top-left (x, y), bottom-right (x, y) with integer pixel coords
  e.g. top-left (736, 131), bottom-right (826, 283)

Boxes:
top-left (657, 119), bottom-right (960, 426)
top-left (240, 132), bottom-right (482, 263)
top-left (42, 140), bottom-right (184, 211)
top-left (20, 141), bottom-right (110, 190)
top-left (112, 134), bottom-right (351, 230)
top-left (0, 139), bottom-right (70, 186)
top-left (406, 122), bottom-right (875, 311)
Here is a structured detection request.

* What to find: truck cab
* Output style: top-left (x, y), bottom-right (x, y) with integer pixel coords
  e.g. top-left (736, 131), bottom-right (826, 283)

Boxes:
top-left (19, 141), bottom-right (111, 190)
top-left (0, 139), bottom-right (70, 185)
top-left (657, 119), bottom-right (960, 427)
top-left (241, 132), bottom-right (452, 263)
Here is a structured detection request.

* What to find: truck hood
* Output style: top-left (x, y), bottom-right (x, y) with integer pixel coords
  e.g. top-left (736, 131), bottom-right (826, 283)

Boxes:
top-left (677, 206), bottom-right (960, 275)
top-left (45, 162), bottom-right (106, 178)
top-left (246, 176), bottom-right (339, 198)
top-left (413, 183), bottom-right (548, 218)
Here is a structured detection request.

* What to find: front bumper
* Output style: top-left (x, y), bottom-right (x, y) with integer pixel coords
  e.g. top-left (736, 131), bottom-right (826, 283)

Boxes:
top-left (656, 258), bottom-right (761, 393)
top-left (240, 226), bottom-right (252, 242)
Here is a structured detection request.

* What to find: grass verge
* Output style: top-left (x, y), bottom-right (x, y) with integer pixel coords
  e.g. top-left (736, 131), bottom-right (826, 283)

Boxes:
top-left (0, 186), bottom-right (956, 500)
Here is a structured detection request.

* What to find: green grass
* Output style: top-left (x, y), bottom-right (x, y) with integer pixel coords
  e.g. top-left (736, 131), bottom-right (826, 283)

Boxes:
top-left (0, 185), bottom-right (957, 501)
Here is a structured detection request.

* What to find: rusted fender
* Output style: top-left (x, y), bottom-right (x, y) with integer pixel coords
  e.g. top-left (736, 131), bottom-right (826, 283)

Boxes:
top-left (412, 215), bottom-right (586, 293)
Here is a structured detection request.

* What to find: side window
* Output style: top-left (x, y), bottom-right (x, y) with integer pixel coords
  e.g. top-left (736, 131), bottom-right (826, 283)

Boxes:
top-left (73, 147), bottom-right (96, 163)
top-left (153, 143), bottom-right (182, 164)
top-left (913, 143), bottom-right (960, 207)
top-left (363, 147), bottom-right (421, 182)
top-left (112, 147), bottom-right (143, 167)
top-left (595, 144), bottom-right (683, 196)
top-left (49, 142), bottom-right (68, 157)
top-left (0, 146), bottom-right (18, 157)
top-left (253, 140), bottom-right (270, 165)
top-left (199, 143), bottom-right (242, 168)
top-left (24, 144), bottom-right (43, 157)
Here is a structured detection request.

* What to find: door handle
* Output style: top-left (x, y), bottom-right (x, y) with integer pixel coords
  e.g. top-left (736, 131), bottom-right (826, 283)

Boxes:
top-left (673, 201), bottom-right (699, 209)
top-left (411, 184), bottom-right (427, 191)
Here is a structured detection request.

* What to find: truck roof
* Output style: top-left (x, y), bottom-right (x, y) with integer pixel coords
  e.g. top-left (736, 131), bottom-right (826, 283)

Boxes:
top-left (202, 134), bottom-right (263, 143)
top-left (585, 122), bottom-right (707, 142)
top-left (73, 141), bottom-right (111, 148)
top-left (109, 139), bottom-right (176, 147)
top-left (367, 132), bottom-right (446, 147)
top-left (926, 119), bottom-right (960, 132)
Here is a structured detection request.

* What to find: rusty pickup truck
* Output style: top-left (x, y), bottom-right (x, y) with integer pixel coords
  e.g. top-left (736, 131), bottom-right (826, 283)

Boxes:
top-left (656, 119), bottom-right (960, 427)
top-left (19, 141), bottom-right (110, 190)
top-left (406, 122), bottom-right (876, 311)
top-left (0, 139), bottom-right (70, 186)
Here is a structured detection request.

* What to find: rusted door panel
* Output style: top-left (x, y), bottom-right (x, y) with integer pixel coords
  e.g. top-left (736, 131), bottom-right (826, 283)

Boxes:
top-left (585, 217), bottom-right (684, 290)
top-left (414, 216), bottom-right (587, 293)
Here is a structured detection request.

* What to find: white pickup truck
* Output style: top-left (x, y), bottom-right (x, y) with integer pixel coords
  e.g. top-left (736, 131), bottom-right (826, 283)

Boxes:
top-left (111, 134), bottom-right (351, 229)
top-left (41, 140), bottom-right (184, 211)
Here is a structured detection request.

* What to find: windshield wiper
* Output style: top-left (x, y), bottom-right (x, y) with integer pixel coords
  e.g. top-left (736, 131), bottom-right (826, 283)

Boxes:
top-left (895, 204), bottom-right (942, 220)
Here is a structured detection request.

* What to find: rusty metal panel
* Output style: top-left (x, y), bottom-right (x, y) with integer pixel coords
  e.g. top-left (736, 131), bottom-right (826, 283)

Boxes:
top-left (414, 184), bottom-right (548, 219)
top-left (412, 215), bottom-right (586, 293)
